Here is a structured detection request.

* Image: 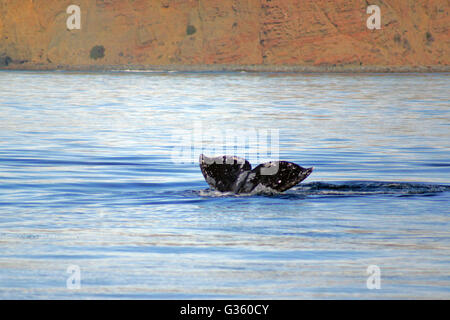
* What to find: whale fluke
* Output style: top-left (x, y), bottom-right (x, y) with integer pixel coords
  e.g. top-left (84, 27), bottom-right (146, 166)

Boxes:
top-left (199, 154), bottom-right (313, 194)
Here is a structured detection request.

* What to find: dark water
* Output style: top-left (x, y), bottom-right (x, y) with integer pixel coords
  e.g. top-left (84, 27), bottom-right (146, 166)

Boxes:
top-left (0, 70), bottom-right (449, 299)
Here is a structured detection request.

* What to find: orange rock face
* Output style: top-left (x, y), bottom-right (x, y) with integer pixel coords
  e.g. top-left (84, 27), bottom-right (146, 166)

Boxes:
top-left (0, 0), bottom-right (448, 69)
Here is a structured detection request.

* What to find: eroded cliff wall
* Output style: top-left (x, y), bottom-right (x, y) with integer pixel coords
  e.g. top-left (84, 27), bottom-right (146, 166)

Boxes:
top-left (0, 0), bottom-right (448, 69)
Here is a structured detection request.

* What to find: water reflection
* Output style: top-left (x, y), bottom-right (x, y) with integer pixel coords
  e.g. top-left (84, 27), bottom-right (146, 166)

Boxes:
top-left (0, 71), bottom-right (449, 299)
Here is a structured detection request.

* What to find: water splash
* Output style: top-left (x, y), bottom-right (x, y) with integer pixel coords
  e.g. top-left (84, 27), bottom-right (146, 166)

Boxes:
top-left (196, 181), bottom-right (450, 198)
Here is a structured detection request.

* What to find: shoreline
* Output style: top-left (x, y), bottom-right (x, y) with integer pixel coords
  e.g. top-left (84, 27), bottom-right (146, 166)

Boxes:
top-left (1, 64), bottom-right (449, 73)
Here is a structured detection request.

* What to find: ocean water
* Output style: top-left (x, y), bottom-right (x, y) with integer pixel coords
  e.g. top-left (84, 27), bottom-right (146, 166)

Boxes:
top-left (0, 70), bottom-right (449, 299)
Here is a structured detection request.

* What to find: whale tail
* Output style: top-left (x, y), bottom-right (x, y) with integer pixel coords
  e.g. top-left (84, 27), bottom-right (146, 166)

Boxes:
top-left (199, 154), bottom-right (313, 193)
top-left (199, 154), bottom-right (251, 193)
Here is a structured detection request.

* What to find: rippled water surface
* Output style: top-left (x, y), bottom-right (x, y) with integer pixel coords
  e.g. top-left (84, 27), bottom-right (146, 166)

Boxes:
top-left (0, 71), bottom-right (449, 299)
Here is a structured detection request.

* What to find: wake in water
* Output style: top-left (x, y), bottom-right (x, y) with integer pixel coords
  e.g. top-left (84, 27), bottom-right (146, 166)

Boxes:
top-left (197, 184), bottom-right (281, 197)
top-left (196, 181), bottom-right (450, 198)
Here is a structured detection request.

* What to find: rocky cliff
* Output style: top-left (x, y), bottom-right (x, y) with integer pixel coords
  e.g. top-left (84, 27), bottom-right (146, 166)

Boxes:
top-left (0, 0), bottom-right (449, 70)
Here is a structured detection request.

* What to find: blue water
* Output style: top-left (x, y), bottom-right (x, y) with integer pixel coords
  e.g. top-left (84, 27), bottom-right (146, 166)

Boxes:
top-left (0, 70), bottom-right (449, 299)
